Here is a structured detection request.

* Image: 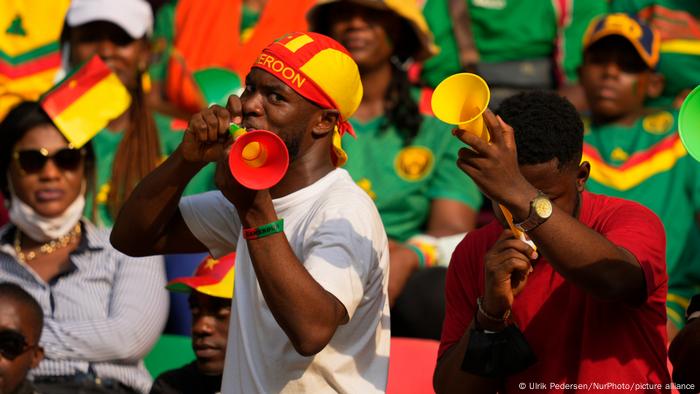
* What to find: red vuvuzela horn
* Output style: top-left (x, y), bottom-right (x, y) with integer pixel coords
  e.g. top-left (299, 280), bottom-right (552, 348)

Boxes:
top-left (228, 129), bottom-right (289, 190)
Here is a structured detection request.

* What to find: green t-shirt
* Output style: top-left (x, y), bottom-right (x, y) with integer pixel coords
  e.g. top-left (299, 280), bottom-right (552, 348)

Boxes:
top-left (582, 110), bottom-right (700, 326)
top-left (149, 0), bottom-right (177, 83)
top-left (342, 114), bottom-right (482, 242)
top-left (85, 112), bottom-right (216, 227)
top-left (421, 0), bottom-right (606, 88)
top-left (610, 0), bottom-right (700, 106)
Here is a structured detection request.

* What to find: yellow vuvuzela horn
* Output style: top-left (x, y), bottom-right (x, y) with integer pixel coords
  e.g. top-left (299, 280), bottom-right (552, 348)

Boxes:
top-left (431, 73), bottom-right (535, 249)
top-left (431, 73), bottom-right (491, 143)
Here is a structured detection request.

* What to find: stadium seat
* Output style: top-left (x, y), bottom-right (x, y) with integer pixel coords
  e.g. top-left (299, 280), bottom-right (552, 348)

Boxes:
top-left (387, 337), bottom-right (440, 394)
top-left (144, 334), bottom-right (195, 378)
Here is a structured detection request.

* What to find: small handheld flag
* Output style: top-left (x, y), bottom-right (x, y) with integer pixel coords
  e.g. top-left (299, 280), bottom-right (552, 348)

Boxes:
top-left (40, 55), bottom-right (131, 148)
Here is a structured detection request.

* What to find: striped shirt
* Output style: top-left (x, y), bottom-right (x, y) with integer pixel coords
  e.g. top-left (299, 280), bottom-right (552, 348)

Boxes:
top-left (0, 219), bottom-right (169, 393)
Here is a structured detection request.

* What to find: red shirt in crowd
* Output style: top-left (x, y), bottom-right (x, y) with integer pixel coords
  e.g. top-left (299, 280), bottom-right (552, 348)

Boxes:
top-left (439, 191), bottom-right (670, 393)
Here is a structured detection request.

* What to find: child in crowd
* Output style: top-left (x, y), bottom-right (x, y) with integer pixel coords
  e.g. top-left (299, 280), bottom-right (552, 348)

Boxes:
top-left (579, 13), bottom-right (700, 339)
top-left (0, 283), bottom-right (45, 394)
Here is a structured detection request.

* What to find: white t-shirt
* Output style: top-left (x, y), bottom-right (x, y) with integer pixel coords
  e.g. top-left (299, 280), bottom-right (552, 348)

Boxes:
top-left (180, 168), bottom-right (390, 394)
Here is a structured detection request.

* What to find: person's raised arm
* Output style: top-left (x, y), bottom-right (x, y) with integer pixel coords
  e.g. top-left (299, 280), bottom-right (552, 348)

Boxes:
top-left (434, 230), bottom-right (535, 393)
top-left (110, 98), bottom-right (240, 256)
top-left (455, 110), bottom-right (647, 310)
top-left (387, 200), bottom-right (476, 306)
top-left (211, 155), bottom-right (349, 356)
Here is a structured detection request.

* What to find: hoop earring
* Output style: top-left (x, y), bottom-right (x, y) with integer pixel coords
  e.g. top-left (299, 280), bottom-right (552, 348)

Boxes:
top-left (141, 72), bottom-right (152, 94)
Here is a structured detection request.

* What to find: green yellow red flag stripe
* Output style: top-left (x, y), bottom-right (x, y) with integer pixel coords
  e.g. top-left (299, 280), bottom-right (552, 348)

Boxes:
top-left (583, 134), bottom-right (687, 191)
top-left (0, 51), bottom-right (60, 79)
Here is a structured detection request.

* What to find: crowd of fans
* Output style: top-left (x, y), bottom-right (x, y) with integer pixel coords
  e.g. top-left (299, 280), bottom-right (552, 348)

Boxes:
top-left (0, 0), bottom-right (699, 393)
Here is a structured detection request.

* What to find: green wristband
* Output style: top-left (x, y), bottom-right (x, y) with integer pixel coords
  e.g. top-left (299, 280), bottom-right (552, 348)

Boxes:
top-left (406, 243), bottom-right (426, 268)
top-left (243, 219), bottom-right (284, 240)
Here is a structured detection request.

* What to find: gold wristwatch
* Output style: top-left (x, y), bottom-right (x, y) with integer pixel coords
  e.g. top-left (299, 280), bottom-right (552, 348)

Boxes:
top-left (514, 191), bottom-right (552, 232)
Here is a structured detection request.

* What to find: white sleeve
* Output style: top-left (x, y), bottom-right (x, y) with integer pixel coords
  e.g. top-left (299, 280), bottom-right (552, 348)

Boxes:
top-left (179, 191), bottom-right (241, 258)
top-left (302, 203), bottom-right (385, 319)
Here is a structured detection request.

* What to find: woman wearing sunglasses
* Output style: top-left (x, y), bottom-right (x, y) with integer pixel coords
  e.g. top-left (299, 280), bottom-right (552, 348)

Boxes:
top-left (0, 102), bottom-right (168, 393)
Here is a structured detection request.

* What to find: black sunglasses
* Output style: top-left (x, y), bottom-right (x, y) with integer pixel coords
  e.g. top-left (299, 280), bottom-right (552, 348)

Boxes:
top-left (12, 147), bottom-right (86, 174)
top-left (0, 329), bottom-right (35, 360)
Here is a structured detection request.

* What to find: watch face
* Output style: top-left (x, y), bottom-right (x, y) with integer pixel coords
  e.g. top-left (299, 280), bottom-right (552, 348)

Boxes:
top-left (533, 197), bottom-right (553, 218)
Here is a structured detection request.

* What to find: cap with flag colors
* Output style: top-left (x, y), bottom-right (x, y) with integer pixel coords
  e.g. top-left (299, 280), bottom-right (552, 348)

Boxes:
top-left (166, 253), bottom-right (236, 299)
top-left (40, 55), bottom-right (131, 148)
top-left (583, 13), bottom-right (660, 69)
top-left (252, 31), bottom-right (362, 166)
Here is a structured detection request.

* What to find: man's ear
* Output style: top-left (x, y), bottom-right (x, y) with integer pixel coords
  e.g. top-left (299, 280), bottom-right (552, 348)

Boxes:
top-left (312, 109), bottom-right (340, 137)
top-left (646, 71), bottom-right (665, 99)
top-left (577, 161), bottom-right (591, 192)
top-left (31, 345), bottom-right (45, 368)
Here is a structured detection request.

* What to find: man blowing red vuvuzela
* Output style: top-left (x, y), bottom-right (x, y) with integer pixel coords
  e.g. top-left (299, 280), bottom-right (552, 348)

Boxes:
top-left (111, 32), bottom-right (391, 393)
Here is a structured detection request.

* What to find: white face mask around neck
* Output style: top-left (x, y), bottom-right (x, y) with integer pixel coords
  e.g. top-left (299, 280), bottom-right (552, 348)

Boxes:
top-left (7, 177), bottom-right (85, 243)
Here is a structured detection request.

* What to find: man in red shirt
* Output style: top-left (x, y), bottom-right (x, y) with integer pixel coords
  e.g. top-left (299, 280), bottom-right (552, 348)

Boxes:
top-left (433, 91), bottom-right (670, 393)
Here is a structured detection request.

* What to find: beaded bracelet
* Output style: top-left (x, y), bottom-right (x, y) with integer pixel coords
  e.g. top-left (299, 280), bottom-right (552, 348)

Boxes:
top-left (476, 296), bottom-right (511, 323)
top-left (243, 219), bottom-right (284, 240)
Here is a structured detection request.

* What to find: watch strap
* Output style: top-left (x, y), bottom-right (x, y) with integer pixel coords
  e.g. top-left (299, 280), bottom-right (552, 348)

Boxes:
top-left (514, 191), bottom-right (550, 232)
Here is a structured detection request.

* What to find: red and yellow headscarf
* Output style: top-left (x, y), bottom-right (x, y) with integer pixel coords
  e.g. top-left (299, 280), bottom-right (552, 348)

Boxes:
top-left (252, 32), bottom-right (363, 166)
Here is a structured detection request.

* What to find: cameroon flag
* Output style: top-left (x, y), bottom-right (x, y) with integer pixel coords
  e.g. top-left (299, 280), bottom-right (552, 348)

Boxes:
top-left (40, 55), bottom-right (131, 148)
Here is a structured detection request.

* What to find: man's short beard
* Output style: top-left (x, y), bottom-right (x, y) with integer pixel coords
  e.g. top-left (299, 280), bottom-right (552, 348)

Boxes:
top-left (282, 133), bottom-right (301, 162)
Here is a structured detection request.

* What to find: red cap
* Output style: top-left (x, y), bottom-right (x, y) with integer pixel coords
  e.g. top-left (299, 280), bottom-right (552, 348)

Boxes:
top-left (166, 253), bottom-right (235, 299)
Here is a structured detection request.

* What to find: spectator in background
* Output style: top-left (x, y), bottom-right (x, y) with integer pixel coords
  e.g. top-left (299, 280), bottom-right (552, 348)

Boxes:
top-left (0, 283), bottom-right (45, 394)
top-left (308, 0), bottom-right (483, 340)
top-left (150, 253), bottom-right (235, 394)
top-left (578, 13), bottom-right (700, 340)
top-left (0, 101), bottom-right (168, 394)
top-left (148, 0), bottom-right (316, 119)
top-left (421, 0), bottom-right (606, 109)
top-left (0, 0), bottom-right (69, 120)
top-left (62, 0), bottom-right (216, 227)
top-left (668, 294), bottom-right (700, 394)
top-left (434, 91), bottom-right (669, 393)
top-left (610, 1), bottom-right (700, 108)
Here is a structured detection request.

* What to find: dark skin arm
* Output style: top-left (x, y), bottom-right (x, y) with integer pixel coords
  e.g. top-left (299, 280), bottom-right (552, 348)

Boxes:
top-left (109, 99), bottom-right (239, 256)
top-left (389, 200), bottom-right (476, 307)
top-left (207, 98), bottom-right (347, 357)
top-left (669, 316), bottom-right (700, 391)
top-left (434, 321), bottom-right (499, 394)
top-left (456, 110), bottom-right (646, 313)
top-left (435, 112), bottom-right (646, 391)
top-left (114, 94), bottom-right (347, 356)
top-left (434, 230), bottom-right (535, 393)
top-left (448, 0), bottom-right (479, 72)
